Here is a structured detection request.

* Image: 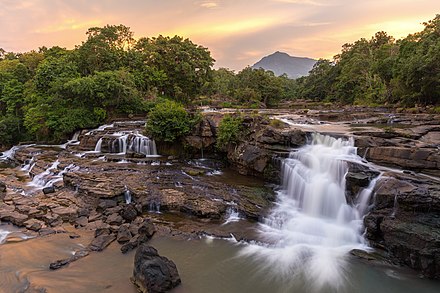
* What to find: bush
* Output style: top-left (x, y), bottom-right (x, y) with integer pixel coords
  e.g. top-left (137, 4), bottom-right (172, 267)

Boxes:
top-left (145, 100), bottom-right (195, 142)
top-left (216, 114), bottom-right (243, 149)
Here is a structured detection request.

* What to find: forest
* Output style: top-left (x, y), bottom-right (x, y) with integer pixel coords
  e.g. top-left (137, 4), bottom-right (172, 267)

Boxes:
top-left (0, 15), bottom-right (439, 147)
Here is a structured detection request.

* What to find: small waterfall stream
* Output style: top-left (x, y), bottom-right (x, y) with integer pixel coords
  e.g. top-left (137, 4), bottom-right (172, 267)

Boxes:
top-left (241, 133), bottom-right (377, 290)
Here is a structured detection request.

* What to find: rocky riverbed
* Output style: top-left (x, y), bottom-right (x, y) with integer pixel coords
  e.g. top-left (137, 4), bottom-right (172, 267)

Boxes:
top-left (0, 107), bottom-right (440, 291)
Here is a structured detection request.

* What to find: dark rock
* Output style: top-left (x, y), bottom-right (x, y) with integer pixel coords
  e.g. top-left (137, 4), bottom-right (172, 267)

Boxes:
top-left (105, 213), bottom-right (123, 226)
top-left (98, 199), bottom-right (117, 211)
top-left (0, 180), bottom-right (6, 199)
top-left (117, 225), bottom-right (132, 244)
top-left (95, 227), bottom-right (111, 237)
top-left (50, 249), bottom-right (90, 270)
top-left (132, 244), bottom-right (181, 293)
top-left (121, 204), bottom-right (138, 222)
top-left (138, 219), bottom-right (156, 238)
top-left (121, 235), bottom-right (141, 254)
top-left (42, 186), bottom-right (55, 194)
top-left (88, 234), bottom-right (116, 252)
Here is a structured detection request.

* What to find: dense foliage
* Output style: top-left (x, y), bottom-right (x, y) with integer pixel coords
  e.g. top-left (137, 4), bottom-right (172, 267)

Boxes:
top-left (0, 25), bottom-right (214, 147)
top-left (145, 100), bottom-right (196, 142)
top-left (1, 15), bottom-right (439, 148)
top-left (216, 114), bottom-right (244, 149)
top-left (295, 15), bottom-right (440, 106)
top-left (201, 67), bottom-right (297, 108)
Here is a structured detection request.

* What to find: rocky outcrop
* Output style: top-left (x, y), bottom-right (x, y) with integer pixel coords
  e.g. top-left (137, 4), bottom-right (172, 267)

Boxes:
top-left (364, 173), bottom-right (440, 278)
top-left (132, 244), bottom-right (181, 293)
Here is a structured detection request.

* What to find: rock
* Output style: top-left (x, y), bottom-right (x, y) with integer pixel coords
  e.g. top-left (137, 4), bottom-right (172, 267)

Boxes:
top-left (51, 206), bottom-right (78, 222)
top-left (24, 219), bottom-right (45, 231)
top-left (0, 180), bottom-right (6, 199)
top-left (42, 186), bottom-right (55, 194)
top-left (106, 213), bottom-right (124, 226)
top-left (117, 225), bottom-right (132, 244)
top-left (50, 249), bottom-right (90, 270)
top-left (121, 235), bottom-right (140, 253)
top-left (121, 204), bottom-right (138, 222)
top-left (75, 216), bottom-right (89, 227)
top-left (138, 219), bottom-right (156, 239)
top-left (88, 234), bottom-right (116, 252)
top-left (132, 244), bottom-right (181, 293)
top-left (0, 211), bottom-right (28, 226)
top-left (365, 174), bottom-right (440, 278)
top-left (98, 199), bottom-right (118, 211)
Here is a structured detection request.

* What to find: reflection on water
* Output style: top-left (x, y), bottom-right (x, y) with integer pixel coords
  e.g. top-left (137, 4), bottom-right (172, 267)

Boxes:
top-left (0, 232), bottom-right (439, 293)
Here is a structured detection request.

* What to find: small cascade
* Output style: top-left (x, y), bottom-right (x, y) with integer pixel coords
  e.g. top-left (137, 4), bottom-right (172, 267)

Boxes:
top-left (128, 134), bottom-right (157, 156)
top-left (111, 135), bottom-right (128, 154)
top-left (94, 138), bottom-right (103, 152)
top-left (71, 131), bottom-right (80, 142)
top-left (241, 133), bottom-right (378, 290)
top-left (355, 175), bottom-right (381, 216)
top-left (148, 200), bottom-right (161, 213)
top-left (21, 157), bottom-right (36, 173)
top-left (28, 161), bottom-right (78, 189)
top-left (93, 132), bottom-right (157, 156)
top-left (29, 160), bottom-right (60, 188)
top-left (0, 146), bottom-right (20, 160)
top-left (0, 229), bottom-right (10, 244)
top-left (84, 123), bottom-right (114, 136)
top-left (391, 191), bottom-right (399, 218)
top-left (223, 206), bottom-right (241, 225)
top-left (124, 186), bottom-right (132, 204)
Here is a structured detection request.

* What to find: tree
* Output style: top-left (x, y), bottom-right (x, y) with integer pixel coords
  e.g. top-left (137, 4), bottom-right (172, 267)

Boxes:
top-left (76, 24), bottom-right (135, 75)
top-left (134, 35), bottom-right (215, 100)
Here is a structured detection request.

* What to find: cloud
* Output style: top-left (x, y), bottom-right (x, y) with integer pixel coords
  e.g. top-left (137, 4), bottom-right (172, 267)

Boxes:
top-left (200, 2), bottom-right (218, 8)
top-left (272, 0), bottom-right (331, 6)
top-left (35, 19), bottom-right (103, 34)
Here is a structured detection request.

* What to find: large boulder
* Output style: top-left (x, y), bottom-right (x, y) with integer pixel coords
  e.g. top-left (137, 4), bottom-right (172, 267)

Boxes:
top-left (132, 244), bottom-right (181, 293)
top-left (364, 174), bottom-right (440, 278)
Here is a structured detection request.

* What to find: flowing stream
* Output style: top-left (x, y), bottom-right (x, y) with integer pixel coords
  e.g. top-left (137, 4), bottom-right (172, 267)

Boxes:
top-left (241, 133), bottom-right (375, 291)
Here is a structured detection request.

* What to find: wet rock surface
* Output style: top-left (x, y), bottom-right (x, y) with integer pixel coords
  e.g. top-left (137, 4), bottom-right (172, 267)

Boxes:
top-left (132, 244), bottom-right (181, 293)
top-left (364, 173), bottom-right (440, 278)
top-left (0, 110), bottom-right (439, 284)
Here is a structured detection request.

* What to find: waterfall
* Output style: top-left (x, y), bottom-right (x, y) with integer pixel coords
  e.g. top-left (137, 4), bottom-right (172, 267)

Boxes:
top-left (94, 138), bottom-right (103, 152)
top-left (223, 206), bottom-right (241, 225)
top-left (241, 133), bottom-right (376, 290)
top-left (93, 133), bottom-right (157, 156)
top-left (111, 135), bottom-right (128, 154)
top-left (0, 146), bottom-right (20, 160)
top-left (21, 157), bottom-right (36, 172)
top-left (124, 186), bottom-right (132, 204)
top-left (128, 134), bottom-right (157, 156)
top-left (28, 160), bottom-right (60, 188)
top-left (28, 161), bottom-right (78, 189)
top-left (0, 230), bottom-right (10, 244)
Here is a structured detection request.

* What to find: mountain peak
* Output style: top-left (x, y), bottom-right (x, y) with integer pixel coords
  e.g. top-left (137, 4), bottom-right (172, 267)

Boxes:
top-left (251, 51), bottom-right (316, 78)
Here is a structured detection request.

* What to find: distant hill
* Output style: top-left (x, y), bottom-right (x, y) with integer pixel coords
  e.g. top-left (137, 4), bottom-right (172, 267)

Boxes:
top-left (251, 51), bottom-right (316, 79)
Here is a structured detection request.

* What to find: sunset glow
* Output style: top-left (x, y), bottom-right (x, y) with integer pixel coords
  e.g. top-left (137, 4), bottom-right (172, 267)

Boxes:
top-left (0, 0), bottom-right (439, 70)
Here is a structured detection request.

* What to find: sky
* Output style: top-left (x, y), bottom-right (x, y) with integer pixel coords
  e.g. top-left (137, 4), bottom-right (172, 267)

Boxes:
top-left (0, 0), bottom-right (439, 70)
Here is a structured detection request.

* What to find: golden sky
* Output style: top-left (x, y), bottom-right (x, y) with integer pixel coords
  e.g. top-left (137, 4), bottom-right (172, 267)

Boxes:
top-left (0, 0), bottom-right (439, 70)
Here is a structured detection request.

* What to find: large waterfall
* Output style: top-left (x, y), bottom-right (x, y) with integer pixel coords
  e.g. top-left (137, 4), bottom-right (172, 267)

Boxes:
top-left (241, 133), bottom-right (375, 290)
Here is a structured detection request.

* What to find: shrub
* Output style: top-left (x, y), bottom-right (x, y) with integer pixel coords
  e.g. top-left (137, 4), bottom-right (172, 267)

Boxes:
top-left (145, 100), bottom-right (195, 142)
top-left (269, 119), bottom-right (284, 129)
top-left (216, 114), bottom-right (243, 149)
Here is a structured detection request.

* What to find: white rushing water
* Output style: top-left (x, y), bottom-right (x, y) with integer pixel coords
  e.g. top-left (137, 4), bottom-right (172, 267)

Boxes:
top-left (94, 133), bottom-right (157, 156)
top-left (241, 133), bottom-right (377, 291)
